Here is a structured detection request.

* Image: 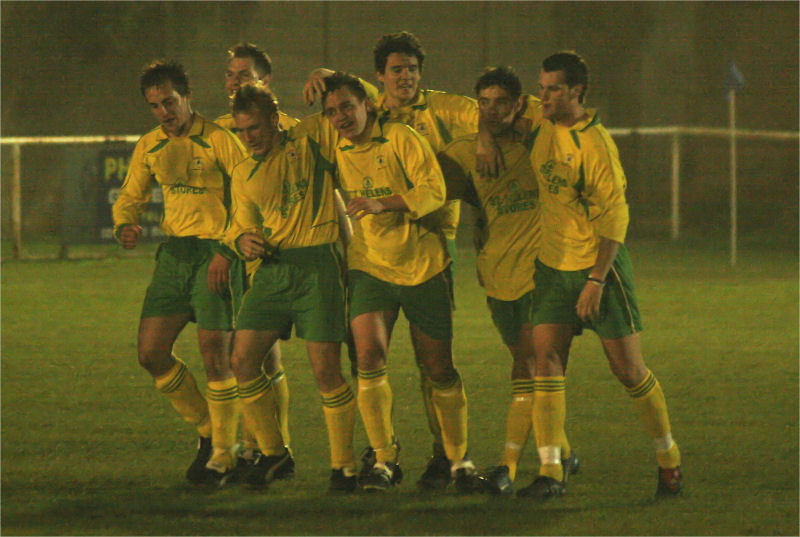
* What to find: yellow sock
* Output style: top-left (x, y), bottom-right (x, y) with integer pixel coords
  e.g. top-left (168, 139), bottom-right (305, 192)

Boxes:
top-left (321, 383), bottom-right (356, 470)
top-left (532, 376), bottom-right (566, 481)
top-left (431, 371), bottom-right (468, 463)
top-left (270, 368), bottom-right (291, 447)
top-left (206, 377), bottom-right (240, 463)
top-left (627, 370), bottom-right (681, 468)
top-left (501, 379), bottom-right (534, 481)
top-left (357, 368), bottom-right (396, 464)
top-left (154, 357), bottom-right (211, 438)
top-left (417, 358), bottom-right (445, 453)
top-left (238, 373), bottom-right (284, 456)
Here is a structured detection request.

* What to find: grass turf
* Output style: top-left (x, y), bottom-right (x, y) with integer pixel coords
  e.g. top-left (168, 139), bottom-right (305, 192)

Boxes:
top-left (1, 238), bottom-right (797, 535)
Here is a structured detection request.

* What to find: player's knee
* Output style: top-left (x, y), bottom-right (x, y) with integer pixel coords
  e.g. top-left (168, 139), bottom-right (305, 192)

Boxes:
top-left (137, 345), bottom-right (171, 376)
top-left (608, 360), bottom-right (647, 388)
top-left (355, 345), bottom-right (386, 371)
top-left (426, 362), bottom-right (457, 385)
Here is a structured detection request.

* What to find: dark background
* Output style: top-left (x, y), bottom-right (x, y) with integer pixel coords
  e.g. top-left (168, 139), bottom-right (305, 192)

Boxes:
top-left (2, 1), bottom-right (797, 243)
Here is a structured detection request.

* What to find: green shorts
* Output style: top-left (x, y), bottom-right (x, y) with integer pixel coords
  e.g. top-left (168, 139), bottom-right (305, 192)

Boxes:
top-left (487, 290), bottom-right (534, 346)
top-left (236, 243), bottom-right (346, 342)
top-left (531, 245), bottom-right (643, 339)
top-left (141, 236), bottom-right (244, 331)
top-left (348, 267), bottom-right (453, 341)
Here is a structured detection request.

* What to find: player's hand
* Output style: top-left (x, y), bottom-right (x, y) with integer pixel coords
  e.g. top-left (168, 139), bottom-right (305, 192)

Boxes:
top-left (119, 225), bottom-right (142, 249)
top-left (303, 68), bottom-right (334, 106)
top-left (346, 197), bottom-right (385, 220)
top-left (576, 281), bottom-right (603, 323)
top-left (237, 233), bottom-right (267, 261)
top-left (207, 253), bottom-right (231, 297)
top-left (476, 123), bottom-right (504, 178)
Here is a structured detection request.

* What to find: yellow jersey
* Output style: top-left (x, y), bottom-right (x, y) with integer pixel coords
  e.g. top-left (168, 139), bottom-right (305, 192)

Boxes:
top-left (335, 118), bottom-right (448, 286)
top-left (530, 110), bottom-right (630, 271)
top-left (225, 114), bottom-right (340, 255)
top-left (441, 133), bottom-right (540, 301)
top-left (113, 114), bottom-right (247, 240)
top-left (375, 89), bottom-right (479, 241)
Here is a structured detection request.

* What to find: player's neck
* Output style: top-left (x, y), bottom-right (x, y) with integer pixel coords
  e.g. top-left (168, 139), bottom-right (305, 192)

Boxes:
top-left (555, 105), bottom-right (586, 128)
top-left (171, 112), bottom-right (196, 137)
top-left (384, 92), bottom-right (417, 109)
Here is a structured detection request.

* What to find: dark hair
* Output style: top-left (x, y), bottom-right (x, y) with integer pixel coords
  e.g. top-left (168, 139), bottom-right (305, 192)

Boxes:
top-left (475, 66), bottom-right (522, 100)
top-left (140, 60), bottom-right (190, 97)
top-left (228, 42), bottom-right (272, 78)
top-left (542, 51), bottom-right (589, 103)
top-left (231, 84), bottom-right (278, 121)
top-left (373, 31), bottom-right (425, 74)
top-left (321, 71), bottom-right (369, 107)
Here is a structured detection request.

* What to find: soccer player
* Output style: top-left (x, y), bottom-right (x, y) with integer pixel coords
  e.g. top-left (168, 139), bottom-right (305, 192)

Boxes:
top-left (321, 72), bottom-right (477, 492)
top-left (437, 66), bottom-right (578, 495)
top-left (113, 60), bottom-right (248, 485)
top-left (216, 42), bottom-right (299, 133)
top-left (521, 51), bottom-right (683, 499)
top-left (214, 42), bottom-right (296, 469)
top-left (304, 31), bottom-right (489, 489)
top-left (225, 84), bottom-right (358, 491)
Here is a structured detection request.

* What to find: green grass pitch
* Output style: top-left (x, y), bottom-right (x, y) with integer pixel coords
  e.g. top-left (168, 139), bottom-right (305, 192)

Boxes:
top-left (1, 238), bottom-right (797, 535)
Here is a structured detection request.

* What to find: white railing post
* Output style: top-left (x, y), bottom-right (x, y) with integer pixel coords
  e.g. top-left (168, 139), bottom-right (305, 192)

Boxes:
top-left (12, 144), bottom-right (22, 259)
top-left (670, 131), bottom-right (681, 241)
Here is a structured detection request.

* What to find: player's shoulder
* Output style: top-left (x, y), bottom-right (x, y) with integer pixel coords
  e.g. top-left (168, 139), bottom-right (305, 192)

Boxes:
top-left (135, 125), bottom-right (166, 151)
top-left (231, 153), bottom-right (261, 179)
top-left (213, 113), bottom-right (236, 131)
top-left (422, 89), bottom-right (475, 108)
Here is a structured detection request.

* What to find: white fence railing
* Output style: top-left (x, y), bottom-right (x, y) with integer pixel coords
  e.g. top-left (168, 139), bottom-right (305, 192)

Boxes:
top-left (2, 128), bottom-right (798, 260)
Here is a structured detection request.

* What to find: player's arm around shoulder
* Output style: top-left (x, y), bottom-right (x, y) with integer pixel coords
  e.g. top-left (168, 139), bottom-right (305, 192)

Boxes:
top-left (438, 135), bottom-right (481, 208)
top-left (388, 121), bottom-right (446, 219)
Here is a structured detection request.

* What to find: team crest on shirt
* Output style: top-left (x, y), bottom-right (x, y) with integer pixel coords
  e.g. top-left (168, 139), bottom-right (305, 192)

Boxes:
top-left (363, 176), bottom-right (373, 190)
top-left (190, 157), bottom-right (203, 170)
top-left (287, 148), bottom-right (297, 161)
top-left (415, 122), bottom-right (428, 135)
top-left (565, 154), bottom-right (574, 164)
top-left (376, 154), bottom-right (385, 167)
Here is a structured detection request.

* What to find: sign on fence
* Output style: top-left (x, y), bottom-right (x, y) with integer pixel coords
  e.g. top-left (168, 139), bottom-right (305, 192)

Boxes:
top-left (96, 148), bottom-right (164, 242)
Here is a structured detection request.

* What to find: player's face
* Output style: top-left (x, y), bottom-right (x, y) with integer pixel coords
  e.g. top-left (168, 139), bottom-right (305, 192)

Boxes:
top-left (234, 110), bottom-right (278, 155)
top-left (225, 57), bottom-right (269, 97)
top-left (538, 69), bottom-right (579, 123)
top-left (145, 82), bottom-right (193, 137)
top-left (477, 85), bottom-right (522, 137)
top-left (378, 52), bottom-right (421, 106)
top-left (323, 87), bottom-right (371, 144)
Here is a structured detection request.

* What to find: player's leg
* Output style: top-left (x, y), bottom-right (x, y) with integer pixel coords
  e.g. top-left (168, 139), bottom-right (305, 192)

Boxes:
top-left (262, 342), bottom-right (291, 451)
top-left (195, 327), bottom-right (240, 483)
top-left (307, 341), bottom-right (358, 492)
top-left (602, 333), bottom-right (682, 496)
top-left (596, 245), bottom-right (681, 496)
top-left (230, 328), bottom-right (291, 487)
top-left (347, 269), bottom-right (401, 490)
top-left (517, 323), bottom-right (574, 499)
top-left (139, 314), bottom-right (208, 429)
top-left (351, 310), bottom-right (401, 491)
top-left (139, 314), bottom-right (216, 482)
